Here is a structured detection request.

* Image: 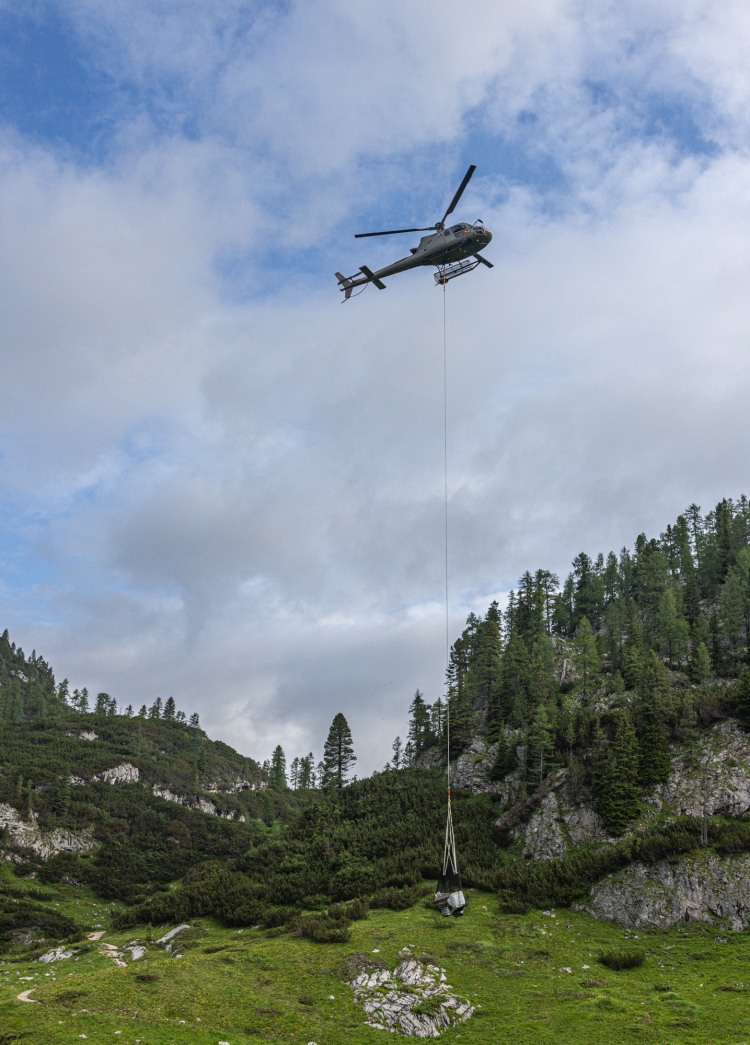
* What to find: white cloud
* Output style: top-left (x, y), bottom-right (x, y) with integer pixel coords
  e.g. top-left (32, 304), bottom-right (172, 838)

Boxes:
top-left (2, 1), bottom-right (750, 772)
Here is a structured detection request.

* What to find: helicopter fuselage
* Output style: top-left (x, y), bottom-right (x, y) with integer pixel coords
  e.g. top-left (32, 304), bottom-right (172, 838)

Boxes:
top-left (337, 221), bottom-right (492, 297)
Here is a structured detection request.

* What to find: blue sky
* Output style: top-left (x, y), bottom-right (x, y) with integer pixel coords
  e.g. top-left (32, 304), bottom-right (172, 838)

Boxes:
top-left (1, 0), bottom-right (750, 773)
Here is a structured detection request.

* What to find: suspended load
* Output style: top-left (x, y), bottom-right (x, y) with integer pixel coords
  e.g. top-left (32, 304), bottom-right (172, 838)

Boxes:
top-left (433, 789), bottom-right (465, 917)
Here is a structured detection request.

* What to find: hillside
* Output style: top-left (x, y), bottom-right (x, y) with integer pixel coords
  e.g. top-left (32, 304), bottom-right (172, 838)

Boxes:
top-left (2, 497), bottom-right (750, 1041)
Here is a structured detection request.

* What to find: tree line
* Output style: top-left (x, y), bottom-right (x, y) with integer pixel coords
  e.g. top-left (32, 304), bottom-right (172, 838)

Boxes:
top-left (407, 496), bottom-right (750, 836)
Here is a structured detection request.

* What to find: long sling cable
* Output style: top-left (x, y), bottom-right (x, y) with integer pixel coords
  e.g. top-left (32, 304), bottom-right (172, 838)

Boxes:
top-left (441, 277), bottom-right (459, 891)
top-left (443, 278), bottom-right (450, 797)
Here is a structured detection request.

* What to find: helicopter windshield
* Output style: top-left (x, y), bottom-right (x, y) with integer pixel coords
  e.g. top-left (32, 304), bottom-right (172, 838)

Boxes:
top-left (449, 223), bottom-right (469, 235)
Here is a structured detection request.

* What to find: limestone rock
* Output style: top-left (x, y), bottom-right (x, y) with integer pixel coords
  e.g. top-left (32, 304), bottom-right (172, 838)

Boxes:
top-left (94, 763), bottom-right (140, 785)
top-left (38, 948), bottom-right (75, 963)
top-left (0, 803), bottom-right (94, 860)
top-left (522, 791), bottom-right (568, 860)
top-left (151, 784), bottom-right (245, 820)
top-left (582, 851), bottom-right (750, 931)
top-left (348, 947), bottom-right (473, 1038)
top-left (648, 720), bottom-right (750, 818)
top-left (204, 777), bottom-right (265, 793)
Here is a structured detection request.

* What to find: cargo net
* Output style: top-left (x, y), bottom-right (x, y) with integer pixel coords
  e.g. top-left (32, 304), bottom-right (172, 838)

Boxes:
top-left (433, 797), bottom-right (465, 917)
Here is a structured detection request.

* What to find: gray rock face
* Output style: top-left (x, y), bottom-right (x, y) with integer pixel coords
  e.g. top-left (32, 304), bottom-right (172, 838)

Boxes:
top-left (0, 803), bottom-right (93, 860)
top-left (583, 852), bottom-right (750, 931)
top-left (506, 773), bottom-right (611, 859)
top-left (649, 720), bottom-right (750, 818)
top-left (448, 738), bottom-right (496, 793)
top-left (510, 720), bottom-right (750, 862)
top-left (522, 791), bottom-right (568, 860)
top-left (348, 948), bottom-right (473, 1038)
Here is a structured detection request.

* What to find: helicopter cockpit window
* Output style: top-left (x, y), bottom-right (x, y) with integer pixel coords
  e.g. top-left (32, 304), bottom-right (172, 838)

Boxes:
top-left (450, 224), bottom-right (468, 235)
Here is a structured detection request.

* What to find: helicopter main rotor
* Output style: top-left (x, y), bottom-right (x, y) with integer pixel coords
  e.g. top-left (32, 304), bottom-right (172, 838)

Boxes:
top-left (354, 164), bottom-right (477, 239)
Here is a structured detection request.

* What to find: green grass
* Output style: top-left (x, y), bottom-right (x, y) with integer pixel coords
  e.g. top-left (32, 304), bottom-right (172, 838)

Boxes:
top-left (3, 890), bottom-right (750, 1043)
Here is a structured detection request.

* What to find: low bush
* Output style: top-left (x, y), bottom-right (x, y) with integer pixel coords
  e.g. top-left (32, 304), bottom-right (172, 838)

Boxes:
top-left (295, 914), bottom-right (351, 943)
top-left (370, 885), bottom-right (420, 910)
top-left (598, 949), bottom-right (646, 971)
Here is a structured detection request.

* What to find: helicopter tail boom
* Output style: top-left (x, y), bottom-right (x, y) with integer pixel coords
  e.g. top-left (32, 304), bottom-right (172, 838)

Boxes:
top-left (335, 271), bottom-right (356, 300)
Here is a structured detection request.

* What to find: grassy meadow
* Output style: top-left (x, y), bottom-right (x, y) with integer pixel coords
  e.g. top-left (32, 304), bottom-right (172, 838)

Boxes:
top-left (3, 880), bottom-right (750, 1044)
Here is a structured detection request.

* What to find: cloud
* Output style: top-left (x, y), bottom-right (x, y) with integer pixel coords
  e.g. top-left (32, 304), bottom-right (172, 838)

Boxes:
top-left (1, 1), bottom-right (750, 774)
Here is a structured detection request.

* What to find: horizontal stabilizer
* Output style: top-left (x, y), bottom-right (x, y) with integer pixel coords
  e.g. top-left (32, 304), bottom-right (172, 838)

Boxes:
top-left (360, 265), bottom-right (386, 290)
top-left (336, 271), bottom-right (355, 301)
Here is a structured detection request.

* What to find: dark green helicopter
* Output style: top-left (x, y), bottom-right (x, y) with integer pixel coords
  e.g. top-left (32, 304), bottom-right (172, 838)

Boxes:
top-left (336, 165), bottom-right (492, 300)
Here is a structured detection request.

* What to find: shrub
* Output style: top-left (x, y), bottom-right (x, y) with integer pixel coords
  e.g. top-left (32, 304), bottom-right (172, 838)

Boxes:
top-left (295, 914), bottom-right (351, 943)
top-left (370, 885), bottom-right (420, 910)
top-left (598, 949), bottom-right (646, 971)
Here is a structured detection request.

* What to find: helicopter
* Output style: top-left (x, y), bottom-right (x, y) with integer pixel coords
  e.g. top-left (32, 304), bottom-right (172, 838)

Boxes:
top-left (336, 164), bottom-right (492, 300)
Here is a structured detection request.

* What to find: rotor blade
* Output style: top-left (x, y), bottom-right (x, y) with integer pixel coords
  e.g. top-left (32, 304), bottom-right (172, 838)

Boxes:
top-left (355, 226), bottom-right (436, 238)
top-left (441, 164), bottom-right (476, 225)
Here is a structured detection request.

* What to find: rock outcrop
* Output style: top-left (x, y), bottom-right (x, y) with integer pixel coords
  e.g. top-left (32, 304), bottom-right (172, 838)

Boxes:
top-left (583, 851), bottom-right (750, 931)
top-left (0, 804), bottom-right (94, 860)
top-left (347, 948), bottom-right (473, 1038)
top-left (649, 720), bottom-right (750, 818)
top-left (94, 763), bottom-right (140, 785)
top-left (503, 720), bottom-right (750, 862)
top-left (151, 785), bottom-right (246, 821)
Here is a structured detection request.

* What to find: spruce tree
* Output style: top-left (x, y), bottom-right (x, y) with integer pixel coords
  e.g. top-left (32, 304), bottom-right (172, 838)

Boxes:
top-left (489, 731), bottom-right (517, 780)
top-left (634, 652), bottom-right (672, 789)
top-left (597, 713), bottom-right (640, 835)
top-left (573, 616), bottom-right (600, 702)
top-left (407, 690), bottom-right (431, 757)
top-left (268, 745), bottom-right (288, 790)
top-left (688, 642), bottom-right (711, 684)
top-left (391, 735), bottom-right (403, 770)
top-left (526, 702), bottom-right (555, 789)
top-left (321, 713), bottom-right (356, 788)
top-left (734, 666), bottom-right (750, 728)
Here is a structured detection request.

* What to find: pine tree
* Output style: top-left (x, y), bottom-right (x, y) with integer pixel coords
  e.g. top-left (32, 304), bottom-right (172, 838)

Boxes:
top-left (321, 713), bottom-right (356, 788)
top-left (688, 642), bottom-right (711, 684)
top-left (634, 651), bottom-right (672, 788)
top-left (526, 703), bottom-right (555, 789)
top-left (656, 587), bottom-right (689, 668)
top-left (573, 616), bottom-right (600, 702)
top-left (95, 692), bottom-right (110, 717)
top-left (734, 666), bottom-right (750, 728)
top-left (298, 753), bottom-right (314, 789)
top-left (163, 696), bottom-right (177, 721)
top-left (597, 713), bottom-right (640, 835)
top-left (268, 745), bottom-right (288, 790)
top-left (391, 736), bottom-right (403, 770)
top-left (488, 731), bottom-right (517, 780)
top-left (407, 690), bottom-right (431, 757)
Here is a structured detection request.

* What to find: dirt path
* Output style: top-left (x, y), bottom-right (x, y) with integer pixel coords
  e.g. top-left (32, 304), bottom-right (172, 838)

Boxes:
top-left (16, 988), bottom-right (40, 1004)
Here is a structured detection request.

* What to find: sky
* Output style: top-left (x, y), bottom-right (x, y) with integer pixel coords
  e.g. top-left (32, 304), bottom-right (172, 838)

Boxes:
top-left (1, 0), bottom-right (749, 776)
